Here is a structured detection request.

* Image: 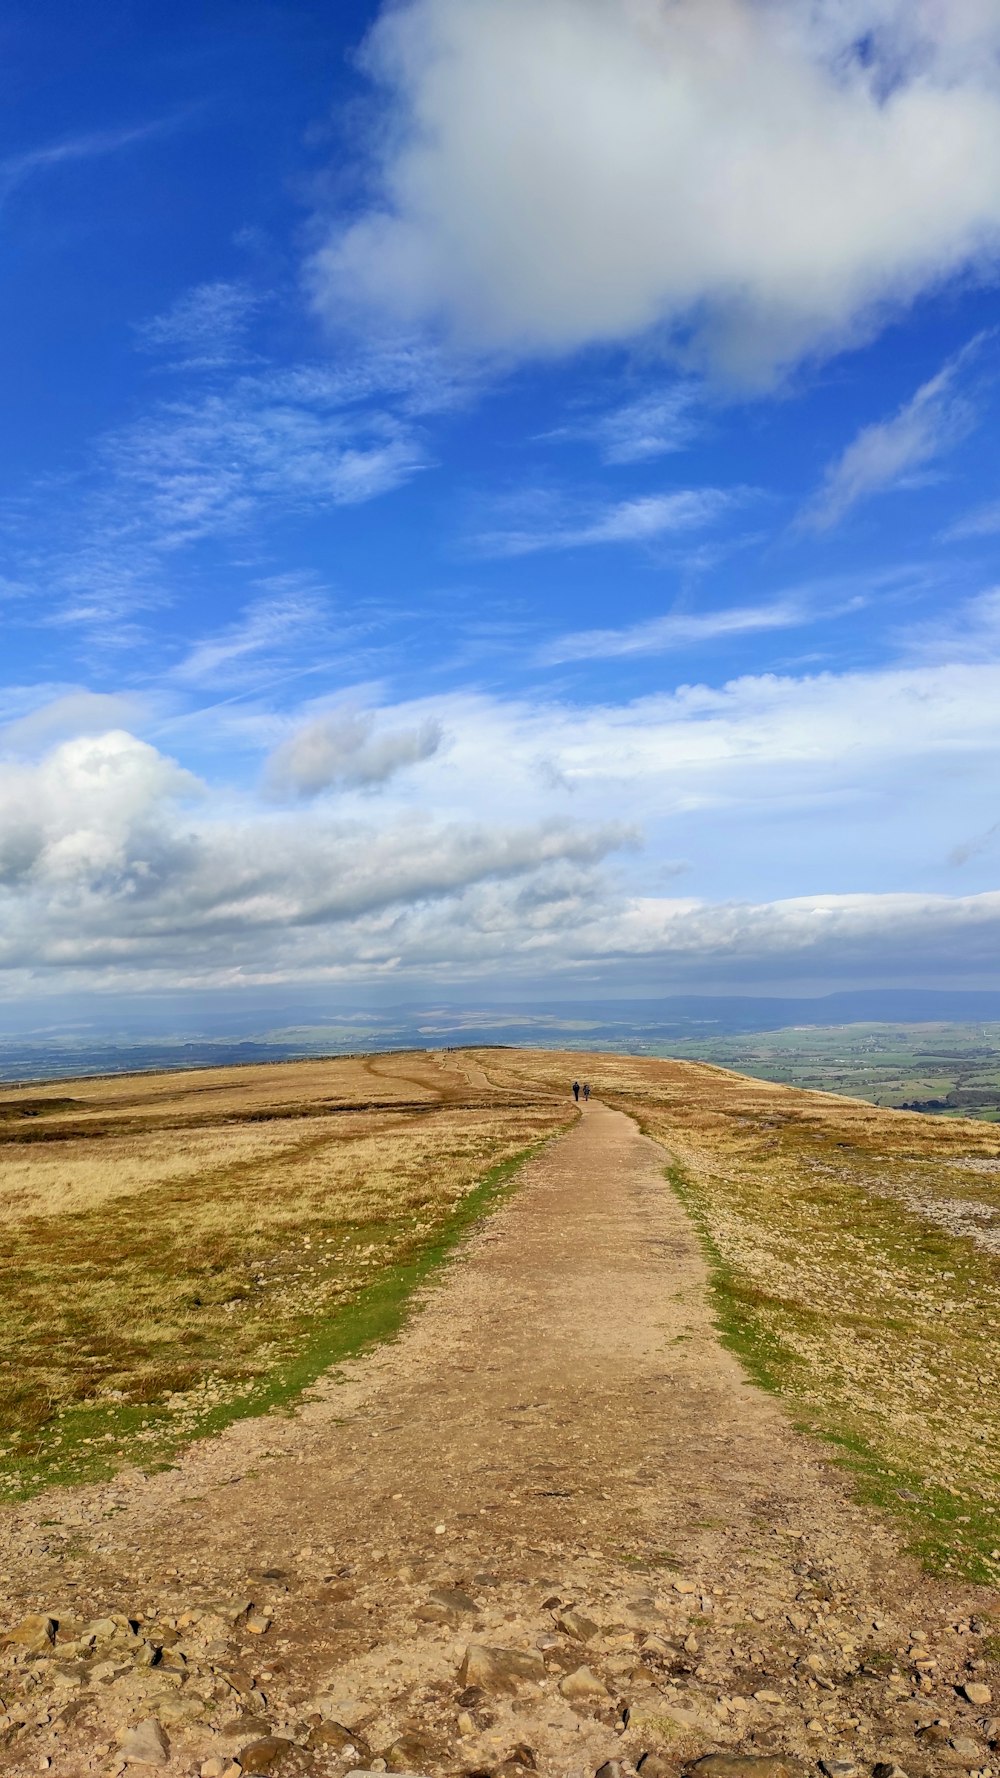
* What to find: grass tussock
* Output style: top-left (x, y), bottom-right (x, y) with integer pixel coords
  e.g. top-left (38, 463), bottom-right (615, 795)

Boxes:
top-left (0, 1051), bottom-right (568, 1499)
top-left (484, 1048), bottom-right (1000, 1586)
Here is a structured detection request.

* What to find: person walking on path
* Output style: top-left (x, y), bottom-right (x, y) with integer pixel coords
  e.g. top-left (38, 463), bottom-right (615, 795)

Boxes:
top-left (572, 1080), bottom-right (580, 1102)
top-left (583, 1082), bottom-right (591, 1102)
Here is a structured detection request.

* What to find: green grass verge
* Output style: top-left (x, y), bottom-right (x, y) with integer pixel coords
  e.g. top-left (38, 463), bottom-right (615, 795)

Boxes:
top-left (662, 1159), bottom-right (1000, 1587)
top-left (0, 1136), bottom-right (552, 1503)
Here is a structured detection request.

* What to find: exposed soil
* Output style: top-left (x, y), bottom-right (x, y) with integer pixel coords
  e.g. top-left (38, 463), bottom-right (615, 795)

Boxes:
top-left (0, 1098), bottom-right (996, 1778)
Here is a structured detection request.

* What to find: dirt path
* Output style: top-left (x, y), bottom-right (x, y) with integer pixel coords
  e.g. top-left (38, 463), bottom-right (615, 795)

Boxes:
top-left (1, 1103), bottom-right (996, 1777)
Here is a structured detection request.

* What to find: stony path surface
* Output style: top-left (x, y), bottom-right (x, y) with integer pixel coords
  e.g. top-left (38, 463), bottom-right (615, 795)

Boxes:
top-left (1, 1102), bottom-right (997, 1777)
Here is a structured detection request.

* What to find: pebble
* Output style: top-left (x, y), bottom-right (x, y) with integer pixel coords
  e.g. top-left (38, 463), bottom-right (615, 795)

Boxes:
top-left (554, 1609), bottom-right (599, 1642)
top-left (429, 1587), bottom-right (477, 1616)
top-left (558, 1665), bottom-right (609, 1701)
top-left (2, 1616), bottom-right (56, 1654)
top-left (635, 1758), bottom-right (671, 1778)
top-left (961, 1682), bottom-right (992, 1706)
top-left (238, 1737), bottom-right (294, 1774)
top-left (117, 1718), bottom-right (170, 1767)
top-left (458, 1643), bottom-right (545, 1692)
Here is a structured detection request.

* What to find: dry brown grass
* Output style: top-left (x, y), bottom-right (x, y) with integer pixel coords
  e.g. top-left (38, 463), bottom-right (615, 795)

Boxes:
top-left (0, 1050), bottom-right (567, 1497)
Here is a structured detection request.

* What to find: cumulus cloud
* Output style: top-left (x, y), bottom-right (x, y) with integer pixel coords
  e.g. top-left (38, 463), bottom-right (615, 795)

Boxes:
top-left (0, 726), bottom-right (631, 987)
top-left (0, 731), bottom-right (201, 891)
top-left (265, 710), bottom-right (443, 796)
top-left (6, 652), bottom-right (1000, 995)
top-left (314, 0), bottom-right (1000, 381)
top-left (802, 337), bottom-right (986, 529)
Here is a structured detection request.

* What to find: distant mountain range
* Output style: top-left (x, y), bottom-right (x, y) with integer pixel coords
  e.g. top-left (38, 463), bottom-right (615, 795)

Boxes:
top-left (4, 986), bottom-right (1000, 1084)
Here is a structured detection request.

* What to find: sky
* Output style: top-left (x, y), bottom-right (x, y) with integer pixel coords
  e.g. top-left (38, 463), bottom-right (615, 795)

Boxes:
top-left (4, 0), bottom-right (1000, 1019)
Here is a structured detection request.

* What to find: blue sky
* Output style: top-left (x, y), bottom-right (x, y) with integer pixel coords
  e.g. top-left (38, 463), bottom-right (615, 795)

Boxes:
top-left (4, 0), bottom-right (1000, 1014)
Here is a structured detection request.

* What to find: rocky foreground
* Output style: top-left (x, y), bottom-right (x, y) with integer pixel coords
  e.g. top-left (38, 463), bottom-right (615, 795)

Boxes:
top-left (0, 1547), bottom-right (997, 1777)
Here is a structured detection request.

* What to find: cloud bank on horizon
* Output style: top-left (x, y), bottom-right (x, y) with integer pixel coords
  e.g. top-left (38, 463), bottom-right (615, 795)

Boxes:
top-left (2, 0), bottom-right (1000, 1013)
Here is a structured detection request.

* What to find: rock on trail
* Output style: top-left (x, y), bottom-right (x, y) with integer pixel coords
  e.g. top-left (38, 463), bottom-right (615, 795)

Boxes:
top-left (0, 1101), bottom-right (996, 1776)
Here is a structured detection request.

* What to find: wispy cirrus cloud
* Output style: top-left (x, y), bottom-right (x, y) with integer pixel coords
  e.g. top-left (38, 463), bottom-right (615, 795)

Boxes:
top-left (539, 595), bottom-right (812, 664)
top-left (945, 497), bottom-right (1000, 541)
top-left (7, 345), bottom-right (441, 640)
top-left (0, 119), bottom-right (172, 207)
top-left (545, 385), bottom-right (700, 464)
top-left (135, 281), bottom-right (262, 369)
top-left (99, 372), bottom-right (431, 551)
top-left (473, 486), bottom-right (742, 558)
top-left (801, 335), bottom-right (988, 531)
top-left (900, 586), bottom-right (1000, 664)
top-left (537, 563), bottom-right (903, 663)
top-left (172, 581), bottom-right (332, 689)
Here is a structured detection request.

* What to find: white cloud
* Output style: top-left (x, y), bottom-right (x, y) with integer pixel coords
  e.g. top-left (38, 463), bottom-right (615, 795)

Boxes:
top-left (6, 650), bottom-right (1000, 993)
top-left (265, 710), bottom-right (443, 796)
top-left (0, 726), bottom-right (630, 985)
top-left (0, 121), bottom-right (169, 207)
top-left (173, 585), bottom-right (331, 689)
top-left (0, 692), bottom-right (148, 753)
top-left (547, 385), bottom-right (699, 463)
top-left (539, 596), bottom-right (812, 664)
top-left (406, 664), bottom-right (1000, 823)
top-left (588, 887), bottom-right (1000, 986)
top-left (8, 348), bottom-right (445, 641)
top-left (314, 0), bottom-right (1000, 381)
top-left (597, 388), bottom-right (700, 463)
top-left (946, 497), bottom-right (1000, 540)
top-left (802, 337), bottom-right (985, 529)
top-left (135, 281), bottom-right (261, 368)
top-left (475, 487), bottom-right (738, 557)
top-left (900, 586), bottom-right (1000, 664)
top-left (0, 731), bottom-right (200, 891)
top-left (99, 376), bottom-right (428, 552)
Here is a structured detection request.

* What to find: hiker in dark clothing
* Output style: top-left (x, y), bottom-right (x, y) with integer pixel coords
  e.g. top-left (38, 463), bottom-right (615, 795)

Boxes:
top-left (572, 1079), bottom-right (580, 1101)
top-left (583, 1082), bottom-right (591, 1102)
